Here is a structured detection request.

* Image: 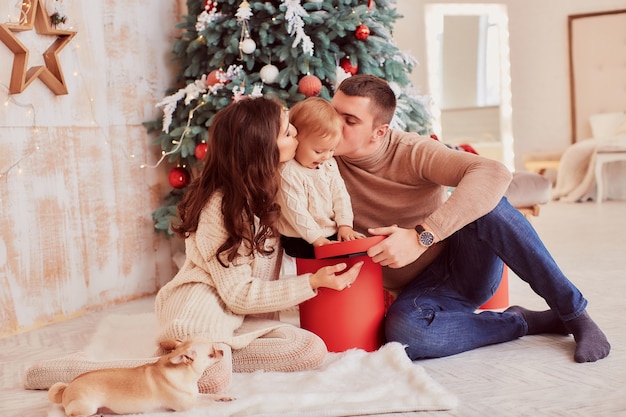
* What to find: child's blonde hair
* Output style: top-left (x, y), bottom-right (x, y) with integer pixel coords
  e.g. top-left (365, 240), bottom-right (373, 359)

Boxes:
top-left (289, 97), bottom-right (343, 144)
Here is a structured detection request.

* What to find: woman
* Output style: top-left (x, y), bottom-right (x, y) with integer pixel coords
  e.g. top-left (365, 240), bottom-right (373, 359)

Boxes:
top-left (155, 97), bottom-right (363, 392)
top-left (25, 97), bottom-right (362, 393)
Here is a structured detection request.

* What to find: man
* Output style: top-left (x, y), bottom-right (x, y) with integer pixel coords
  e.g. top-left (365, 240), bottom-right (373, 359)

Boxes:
top-left (331, 74), bottom-right (610, 363)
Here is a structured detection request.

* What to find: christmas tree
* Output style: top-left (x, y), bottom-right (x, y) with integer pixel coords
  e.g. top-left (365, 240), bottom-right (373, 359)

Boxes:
top-left (144, 0), bottom-right (432, 236)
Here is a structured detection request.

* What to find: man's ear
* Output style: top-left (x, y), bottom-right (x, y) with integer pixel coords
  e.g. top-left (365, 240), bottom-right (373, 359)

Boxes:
top-left (373, 124), bottom-right (389, 140)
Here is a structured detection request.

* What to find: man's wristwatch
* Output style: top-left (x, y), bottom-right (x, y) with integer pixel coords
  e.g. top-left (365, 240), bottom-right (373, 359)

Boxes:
top-left (415, 225), bottom-right (435, 247)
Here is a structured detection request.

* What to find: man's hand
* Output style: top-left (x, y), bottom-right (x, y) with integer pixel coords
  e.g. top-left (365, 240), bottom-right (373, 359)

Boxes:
top-left (366, 225), bottom-right (427, 268)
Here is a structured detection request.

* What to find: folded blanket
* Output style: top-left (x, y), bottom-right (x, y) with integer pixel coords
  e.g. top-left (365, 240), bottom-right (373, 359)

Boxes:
top-left (45, 313), bottom-right (458, 417)
top-left (552, 138), bottom-right (597, 202)
top-left (553, 136), bottom-right (626, 202)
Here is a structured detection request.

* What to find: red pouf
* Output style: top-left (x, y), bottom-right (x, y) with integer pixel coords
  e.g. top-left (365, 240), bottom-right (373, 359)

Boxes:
top-left (478, 265), bottom-right (510, 310)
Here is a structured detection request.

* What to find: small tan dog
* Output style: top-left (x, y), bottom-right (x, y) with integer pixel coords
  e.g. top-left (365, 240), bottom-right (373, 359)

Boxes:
top-left (48, 339), bottom-right (234, 416)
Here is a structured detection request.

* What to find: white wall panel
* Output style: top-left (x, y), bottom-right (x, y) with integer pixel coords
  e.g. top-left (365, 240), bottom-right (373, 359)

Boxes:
top-left (0, 0), bottom-right (181, 335)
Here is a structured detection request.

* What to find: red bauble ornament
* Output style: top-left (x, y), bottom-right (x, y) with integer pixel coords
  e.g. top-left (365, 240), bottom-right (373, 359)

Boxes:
top-left (195, 142), bottom-right (208, 160)
top-left (207, 69), bottom-right (226, 86)
top-left (298, 74), bottom-right (322, 97)
top-left (355, 24), bottom-right (370, 41)
top-left (458, 143), bottom-right (479, 155)
top-left (169, 167), bottom-right (190, 189)
top-left (204, 0), bottom-right (217, 11)
top-left (339, 57), bottom-right (358, 75)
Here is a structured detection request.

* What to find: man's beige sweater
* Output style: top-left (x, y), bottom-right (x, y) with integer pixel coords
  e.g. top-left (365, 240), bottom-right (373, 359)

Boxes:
top-left (336, 129), bottom-right (512, 294)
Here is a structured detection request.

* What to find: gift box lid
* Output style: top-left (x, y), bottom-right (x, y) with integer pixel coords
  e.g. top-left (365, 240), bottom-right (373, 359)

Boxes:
top-left (314, 235), bottom-right (386, 259)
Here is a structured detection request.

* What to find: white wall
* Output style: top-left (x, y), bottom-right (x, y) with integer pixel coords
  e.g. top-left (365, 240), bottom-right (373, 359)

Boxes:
top-left (394, 0), bottom-right (626, 169)
top-left (441, 15), bottom-right (480, 109)
top-left (0, 0), bottom-right (180, 335)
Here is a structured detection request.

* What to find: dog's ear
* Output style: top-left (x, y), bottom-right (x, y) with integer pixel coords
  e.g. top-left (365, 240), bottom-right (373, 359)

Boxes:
top-left (159, 339), bottom-right (184, 352)
top-left (169, 347), bottom-right (197, 365)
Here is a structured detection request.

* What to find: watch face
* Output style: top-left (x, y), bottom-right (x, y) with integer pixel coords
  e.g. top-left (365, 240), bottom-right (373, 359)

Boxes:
top-left (420, 231), bottom-right (435, 247)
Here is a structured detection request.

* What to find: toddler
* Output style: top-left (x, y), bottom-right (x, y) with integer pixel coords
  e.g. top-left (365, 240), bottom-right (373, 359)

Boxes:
top-left (277, 97), bottom-right (362, 259)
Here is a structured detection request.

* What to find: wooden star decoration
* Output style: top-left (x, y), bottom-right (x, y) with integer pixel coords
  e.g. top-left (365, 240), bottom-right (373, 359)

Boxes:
top-left (0, 0), bottom-right (77, 95)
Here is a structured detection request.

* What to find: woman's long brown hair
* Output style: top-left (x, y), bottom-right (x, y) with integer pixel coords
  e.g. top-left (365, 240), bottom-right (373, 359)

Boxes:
top-left (172, 97), bottom-right (283, 266)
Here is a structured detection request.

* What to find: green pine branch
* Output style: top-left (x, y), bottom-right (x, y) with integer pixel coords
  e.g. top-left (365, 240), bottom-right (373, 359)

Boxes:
top-left (145, 0), bottom-right (432, 236)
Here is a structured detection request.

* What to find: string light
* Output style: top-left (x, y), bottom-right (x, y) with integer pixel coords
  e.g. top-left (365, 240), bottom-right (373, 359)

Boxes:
top-left (18, 0), bottom-right (31, 25)
top-left (65, 36), bottom-right (140, 163)
top-left (0, 140), bottom-right (40, 181)
top-left (0, 1), bottom-right (144, 183)
top-left (0, 1), bottom-right (49, 180)
top-left (0, 81), bottom-right (40, 179)
top-left (140, 101), bottom-right (207, 169)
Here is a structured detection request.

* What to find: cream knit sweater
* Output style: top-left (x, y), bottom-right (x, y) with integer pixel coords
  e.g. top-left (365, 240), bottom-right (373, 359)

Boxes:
top-left (277, 158), bottom-right (353, 243)
top-left (155, 191), bottom-right (317, 349)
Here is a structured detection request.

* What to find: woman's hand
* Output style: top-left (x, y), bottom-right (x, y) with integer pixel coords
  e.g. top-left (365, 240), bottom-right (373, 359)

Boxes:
top-left (309, 262), bottom-right (364, 291)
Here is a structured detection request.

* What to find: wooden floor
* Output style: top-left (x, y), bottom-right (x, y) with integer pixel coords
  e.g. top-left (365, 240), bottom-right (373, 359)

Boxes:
top-left (1, 200), bottom-right (625, 417)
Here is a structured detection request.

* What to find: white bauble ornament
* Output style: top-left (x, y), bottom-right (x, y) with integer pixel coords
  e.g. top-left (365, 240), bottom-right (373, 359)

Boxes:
top-left (240, 38), bottom-right (256, 54)
top-left (260, 64), bottom-right (279, 84)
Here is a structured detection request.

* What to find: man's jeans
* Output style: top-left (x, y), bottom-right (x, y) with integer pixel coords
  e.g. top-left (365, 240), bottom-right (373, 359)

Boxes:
top-left (385, 197), bottom-right (586, 359)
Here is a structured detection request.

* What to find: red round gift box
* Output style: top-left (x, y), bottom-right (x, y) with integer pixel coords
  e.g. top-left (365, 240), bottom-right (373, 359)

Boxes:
top-left (296, 235), bottom-right (386, 352)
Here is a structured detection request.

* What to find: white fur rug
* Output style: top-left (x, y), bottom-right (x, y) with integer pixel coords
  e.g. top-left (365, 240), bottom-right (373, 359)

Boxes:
top-left (48, 313), bottom-right (457, 417)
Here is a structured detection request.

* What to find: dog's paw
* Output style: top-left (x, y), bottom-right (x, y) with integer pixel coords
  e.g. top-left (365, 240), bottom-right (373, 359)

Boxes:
top-left (215, 396), bottom-right (236, 402)
top-left (200, 393), bottom-right (236, 402)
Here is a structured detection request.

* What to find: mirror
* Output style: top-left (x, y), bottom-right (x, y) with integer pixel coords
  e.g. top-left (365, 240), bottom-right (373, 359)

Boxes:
top-left (425, 4), bottom-right (513, 170)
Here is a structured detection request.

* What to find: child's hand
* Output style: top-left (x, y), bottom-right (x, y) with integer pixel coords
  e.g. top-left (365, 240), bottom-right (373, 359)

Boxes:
top-left (337, 225), bottom-right (365, 242)
top-left (312, 236), bottom-right (333, 247)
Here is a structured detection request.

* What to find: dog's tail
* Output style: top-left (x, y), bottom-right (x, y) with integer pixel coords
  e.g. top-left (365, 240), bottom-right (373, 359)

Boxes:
top-left (48, 382), bottom-right (68, 404)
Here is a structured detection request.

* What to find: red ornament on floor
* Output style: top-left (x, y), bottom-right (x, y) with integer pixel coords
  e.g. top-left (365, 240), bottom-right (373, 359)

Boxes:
top-left (169, 167), bottom-right (190, 189)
